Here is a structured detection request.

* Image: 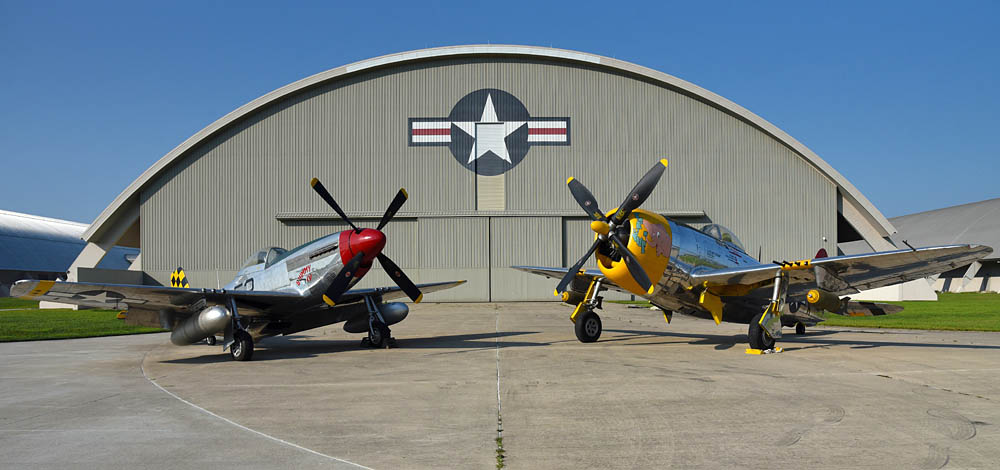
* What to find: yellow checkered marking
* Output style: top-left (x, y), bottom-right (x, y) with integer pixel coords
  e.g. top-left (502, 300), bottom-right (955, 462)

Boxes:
top-left (170, 268), bottom-right (190, 288)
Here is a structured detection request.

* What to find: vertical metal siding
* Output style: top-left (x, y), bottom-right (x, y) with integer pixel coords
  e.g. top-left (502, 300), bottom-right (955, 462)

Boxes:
top-left (141, 58), bottom-right (837, 299)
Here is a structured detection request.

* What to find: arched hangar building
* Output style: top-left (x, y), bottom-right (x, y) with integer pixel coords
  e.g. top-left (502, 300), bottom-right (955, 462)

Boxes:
top-left (69, 45), bottom-right (900, 302)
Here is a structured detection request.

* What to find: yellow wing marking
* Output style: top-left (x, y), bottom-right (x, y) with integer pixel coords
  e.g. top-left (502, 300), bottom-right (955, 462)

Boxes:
top-left (21, 280), bottom-right (55, 299)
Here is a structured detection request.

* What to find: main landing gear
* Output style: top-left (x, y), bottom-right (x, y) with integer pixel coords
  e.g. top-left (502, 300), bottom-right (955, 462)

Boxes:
top-left (747, 268), bottom-right (788, 353)
top-left (361, 295), bottom-right (395, 349)
top-left (748, 310), bottom-right (775, 350)
top-left (571, 278), bottom-right (605, 343)
top-left (224, 297), bottom-right (255, 361)
top-left (230, 330), bottom-right (254, 361)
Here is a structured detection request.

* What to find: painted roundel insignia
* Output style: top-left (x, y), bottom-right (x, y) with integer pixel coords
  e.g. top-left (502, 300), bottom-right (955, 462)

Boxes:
top-left (409, 89), bottom-right (570, 176)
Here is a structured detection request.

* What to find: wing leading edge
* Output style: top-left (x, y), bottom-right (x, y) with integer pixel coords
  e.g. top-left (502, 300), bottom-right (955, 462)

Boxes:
top-left (10, 280), bottom-right (304, 313)
top-left (691, 244), bottom-right (992, 296)
top-left (510, 266), bottom-right (635, 295)
top-left (10, 278), bottom-right (468, 314)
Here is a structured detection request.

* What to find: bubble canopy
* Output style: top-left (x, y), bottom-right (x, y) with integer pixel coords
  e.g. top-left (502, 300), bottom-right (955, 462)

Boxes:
top-left (700, 224), bottom-right (745, 251)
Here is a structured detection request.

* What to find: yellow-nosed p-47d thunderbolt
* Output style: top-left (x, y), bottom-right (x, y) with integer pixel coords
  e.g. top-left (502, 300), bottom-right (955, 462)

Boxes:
top-left (515, 160), bottom-right (991, 351)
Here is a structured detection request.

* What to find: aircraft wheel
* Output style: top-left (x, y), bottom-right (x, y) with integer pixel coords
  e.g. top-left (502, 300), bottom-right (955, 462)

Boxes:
top-left (368, 322), bottom-right (389, 348)
top-left (748, 311), bottom-right (775, 350)
top-left (795, 322), bottom-right (806, 335)
top-left (575, 311), bottom-right (602, 343)
top-left (205, 336), bottom-right (217, 346)
top-left (230, 330), bottom-right (254, 361)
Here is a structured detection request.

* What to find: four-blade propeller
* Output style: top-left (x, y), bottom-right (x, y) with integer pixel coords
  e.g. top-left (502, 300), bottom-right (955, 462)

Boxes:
top-left (310, 179), bottom-right (422, 304)
top-left (556, 159), bottom-right (668, 296)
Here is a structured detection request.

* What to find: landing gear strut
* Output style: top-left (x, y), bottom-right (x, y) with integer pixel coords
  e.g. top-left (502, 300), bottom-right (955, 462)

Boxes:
top-left (572, 278), bottom-right (605, 343)
top-left (361, 295), bottom-right (395, 348)
top-left (224, 296), bottom-right (254, 361)
top-left (748, 269), bottom-right (787, 351)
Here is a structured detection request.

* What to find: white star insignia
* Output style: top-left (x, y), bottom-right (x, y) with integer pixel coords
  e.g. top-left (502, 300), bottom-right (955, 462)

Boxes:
top-left (452, 93), bottom-right (525, 164)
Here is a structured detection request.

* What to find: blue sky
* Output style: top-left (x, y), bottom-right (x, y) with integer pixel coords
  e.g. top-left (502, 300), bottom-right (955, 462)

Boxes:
top-left (1, 1), bottom-right (997, 223)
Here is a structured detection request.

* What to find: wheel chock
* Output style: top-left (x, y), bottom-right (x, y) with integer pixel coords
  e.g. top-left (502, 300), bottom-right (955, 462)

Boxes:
top-left (745, 347), bottom-right (783, 355)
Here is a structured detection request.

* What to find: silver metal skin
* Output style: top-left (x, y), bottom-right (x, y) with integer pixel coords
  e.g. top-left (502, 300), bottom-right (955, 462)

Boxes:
top-left (515, 216), bottom-right (992, 348)
top-left (10, 228), bottom-right (465, 361)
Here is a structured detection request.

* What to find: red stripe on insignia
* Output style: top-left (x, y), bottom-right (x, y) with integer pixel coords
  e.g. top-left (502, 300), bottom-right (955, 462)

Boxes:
top-left (412, 128), bottom-right (451, 135)
top-left (528, 128), bottom-right (567, 135)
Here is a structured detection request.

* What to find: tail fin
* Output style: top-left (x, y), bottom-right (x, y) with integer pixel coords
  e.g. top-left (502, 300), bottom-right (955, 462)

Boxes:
top-left (170, 267), bottom-right (190, 288)
top-left (814, 248), bottom-right (829, 259)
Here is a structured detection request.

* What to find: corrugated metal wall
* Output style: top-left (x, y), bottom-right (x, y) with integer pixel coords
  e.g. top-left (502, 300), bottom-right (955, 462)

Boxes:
top-left (140, 57), bottom-right (836, 301)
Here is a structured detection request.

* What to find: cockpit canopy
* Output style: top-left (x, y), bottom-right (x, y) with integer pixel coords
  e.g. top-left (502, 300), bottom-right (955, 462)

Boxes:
top-left (700, 224), bottom-right (745, 251)
top-left (240, 246), bottom-right (287, 270)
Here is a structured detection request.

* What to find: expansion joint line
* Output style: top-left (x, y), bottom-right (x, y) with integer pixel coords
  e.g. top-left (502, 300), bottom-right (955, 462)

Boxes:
top-left (138, 351), bottom-right (372, 469)
top-left (495, 305), bottom-right (506, 469)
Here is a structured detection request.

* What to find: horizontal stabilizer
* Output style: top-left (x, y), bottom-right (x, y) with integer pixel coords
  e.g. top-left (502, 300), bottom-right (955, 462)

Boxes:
top-left (833, 301), bottom-right (904, 317)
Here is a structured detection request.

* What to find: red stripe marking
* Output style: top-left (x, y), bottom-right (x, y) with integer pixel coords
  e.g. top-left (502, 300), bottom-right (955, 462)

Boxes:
top-left (528, 127), bottom-right (567, 135)
top-left (412, 128), bottom-right (451, 135)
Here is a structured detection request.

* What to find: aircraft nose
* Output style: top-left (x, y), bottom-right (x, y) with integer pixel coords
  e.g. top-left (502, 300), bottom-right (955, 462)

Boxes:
top-left (348, 228), bottom-right (386, 265)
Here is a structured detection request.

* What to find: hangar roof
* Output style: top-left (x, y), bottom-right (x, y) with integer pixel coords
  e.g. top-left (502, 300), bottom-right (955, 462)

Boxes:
top-left (840, 198), bottom-right (999, 260)
top-left (893, 198), bottom-right (999, 260)
top-left (81, 44), bottom-right (895, 245)
top-left (0, 209), bottom-right (137, 273)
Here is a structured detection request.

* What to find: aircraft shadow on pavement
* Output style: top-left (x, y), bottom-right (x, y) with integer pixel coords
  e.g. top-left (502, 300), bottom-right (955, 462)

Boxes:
top-left (160, 330), bottom-right (546, 363)
top-left (604, 328), bottom-right (1000, 351)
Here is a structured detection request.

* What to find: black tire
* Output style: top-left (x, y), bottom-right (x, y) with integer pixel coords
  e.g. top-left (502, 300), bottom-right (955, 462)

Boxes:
top-left (230, 330), bottom-right (254, 361)
top-left (205, 336), bottom-right (217, 346)
top-left (368, 322), bottom-right (388, 348)
top-left (748, 311), bottom-right (775, 350)
top-left (795, 322), bottom-right (806, 335)
top-left (575, 311), bottom-right (602, 343)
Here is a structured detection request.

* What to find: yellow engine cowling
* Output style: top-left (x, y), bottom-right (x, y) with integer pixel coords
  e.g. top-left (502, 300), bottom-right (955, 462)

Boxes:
top-left (806, 288), bottom-right (846, 313)
top-left (595, 209), bottom-right (671, 296)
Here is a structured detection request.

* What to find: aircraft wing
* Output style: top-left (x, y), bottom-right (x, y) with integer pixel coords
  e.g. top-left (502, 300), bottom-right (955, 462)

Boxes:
top-left (10, 280), bottom-right (304, 315)
top-left (689, 244), bottom-right (992, 296)
top-left (337, 280), bottom-right (468, 303)
top-left (510, 266), bottom-right (634, 295)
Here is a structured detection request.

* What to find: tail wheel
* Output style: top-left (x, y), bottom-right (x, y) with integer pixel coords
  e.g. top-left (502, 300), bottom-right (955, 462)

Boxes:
top-left (748, 311), bottom-right (775, 350)
top-left (575, 311), bottom-right (602, 343)
top-left (795, 322), bottom-right (806, 335)
top-left (230, 330), bottom-right (254, 361)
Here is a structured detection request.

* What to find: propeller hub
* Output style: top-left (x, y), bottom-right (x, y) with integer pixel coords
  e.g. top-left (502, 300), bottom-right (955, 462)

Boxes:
top-left (590, 220), bottom-right (611, 236)
top-left (339, 228), bottom-right (386, 272)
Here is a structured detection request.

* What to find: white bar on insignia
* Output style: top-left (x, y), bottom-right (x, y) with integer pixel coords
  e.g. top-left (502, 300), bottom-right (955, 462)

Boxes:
top-left (412, 135), bottom-right (451, 143)
top-left (527, 121), bottom-right (567, 128)
top-left (528, 135), bottom-right (568, 142)
top-left (412, 121), bottom-right (452, 129)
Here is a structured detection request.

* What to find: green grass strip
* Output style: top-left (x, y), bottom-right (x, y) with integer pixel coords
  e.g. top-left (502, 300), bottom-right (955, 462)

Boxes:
top-left (0, 297), bottom-right (40, 309)
top-left (612, 292), bottom-right (1000, 332)
top-left (818, 292), bottom-right (1000, 331)
top-left (0, 308), bottom-right (165, 342)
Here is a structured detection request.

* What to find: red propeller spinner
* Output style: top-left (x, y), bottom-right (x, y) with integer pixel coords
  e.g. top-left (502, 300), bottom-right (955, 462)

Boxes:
top-left (339, 228), bottom-right (386, 277)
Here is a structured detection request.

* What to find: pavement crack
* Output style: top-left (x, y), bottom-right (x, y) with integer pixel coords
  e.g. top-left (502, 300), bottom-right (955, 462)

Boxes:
top-left (875, 372), bottom-right (993, 402)
top-left (138, 350), bottom-right (373, 469)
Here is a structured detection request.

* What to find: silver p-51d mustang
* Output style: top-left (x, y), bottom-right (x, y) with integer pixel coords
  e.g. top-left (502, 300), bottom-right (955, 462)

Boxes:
top-left (12, 179), bottom-right (465, 361)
